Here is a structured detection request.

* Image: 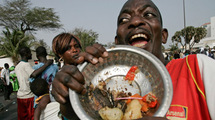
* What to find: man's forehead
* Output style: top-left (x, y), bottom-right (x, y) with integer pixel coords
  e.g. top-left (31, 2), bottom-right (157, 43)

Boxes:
top-left (118, 0), bottom-right (162, 25)
top-left (122, 0), bottom-right (157, 11)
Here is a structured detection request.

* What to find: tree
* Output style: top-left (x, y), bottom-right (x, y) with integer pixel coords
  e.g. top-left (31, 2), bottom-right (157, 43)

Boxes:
top-left (0, 28), bottom-right (35, 65)
top-left (72, 28), bottom-right (98, 51)
top-left (171, 26), bottom-right (207, 51)
top-left (0, 28), bottom-right (50, 65)
top-left (32, 39), bottom-right (50, 53)
top-left (0, 0), bottom-right (62, 63)
top-left (0, 0), bottom-right (62, 33)
top-left (191, 27), bottom-right (207, 48)
top-left (161, 45), bottom-right (165, 53)
top-left (169, 44), bottom-right (179, 52)
top-left (171, 31), bottom-right (184, 50)
top-left (181, 26), bottom-right (195, 50)
top-left (181, 26), bottom-right (195, 44)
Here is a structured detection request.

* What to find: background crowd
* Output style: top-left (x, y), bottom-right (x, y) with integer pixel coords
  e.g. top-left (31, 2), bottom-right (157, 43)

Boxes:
top-left (164, 47), bottom-right (215, 61)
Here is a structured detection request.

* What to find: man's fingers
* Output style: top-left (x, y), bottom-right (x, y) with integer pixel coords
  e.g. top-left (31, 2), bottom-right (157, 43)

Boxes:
top-left (59, 68), bottom-right (86, 94)
top-left (51, 88), bottom-right (67, 104)
top-left (60, 65), bottom-right (85, 85)
top-left (93, 43), bottom-right (108, 58)
top-left (51, 79), bottom-right (69, 104)
top-left (73, 43), bottom-right (108, 64)
top-left (53, 44), bottom-right (107, 66)
top-left (66, 77), bottom-right (86, 95)
top-left (85, 43), bottom-right (108, 58)
top-left (93, 43), bottom-right (107, 53)
top-left (79, 52), bottom-right (99, 64)
top-left (54, 65), bottom-right (86, 94)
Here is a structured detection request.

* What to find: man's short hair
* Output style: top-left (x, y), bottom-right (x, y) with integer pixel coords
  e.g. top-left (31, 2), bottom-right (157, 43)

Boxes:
top-left (19, 47), bottom-right (30, 57)
top-left (4, 63), bottom-right (9, 68)
top-left (36, 46), bottom-right (47, 57)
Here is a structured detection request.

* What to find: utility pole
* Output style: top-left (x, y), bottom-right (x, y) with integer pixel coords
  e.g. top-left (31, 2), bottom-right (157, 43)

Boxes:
top-left (183, 0), bottom-right (187, 51)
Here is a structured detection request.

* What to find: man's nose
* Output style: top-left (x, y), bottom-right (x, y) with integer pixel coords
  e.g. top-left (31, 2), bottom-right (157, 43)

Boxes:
top-left (128, 16), bottom-right (146, 29)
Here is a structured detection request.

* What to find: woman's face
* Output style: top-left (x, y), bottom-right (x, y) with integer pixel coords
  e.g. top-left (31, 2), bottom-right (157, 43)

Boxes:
top-left (61, 38), bottom-right (81, 65)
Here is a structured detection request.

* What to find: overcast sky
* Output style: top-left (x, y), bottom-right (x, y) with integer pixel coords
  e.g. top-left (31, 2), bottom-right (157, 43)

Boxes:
top-left (1, 0), bottom-right (215, 49)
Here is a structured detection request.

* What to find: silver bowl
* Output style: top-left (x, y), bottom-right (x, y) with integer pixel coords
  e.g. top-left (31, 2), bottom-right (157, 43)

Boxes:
top-left (69, 45), bottom-right (173, 120)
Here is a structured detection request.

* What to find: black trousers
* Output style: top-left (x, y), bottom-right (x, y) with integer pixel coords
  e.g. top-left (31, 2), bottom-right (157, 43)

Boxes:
top-left (4, 83), bottom-right (13, 100)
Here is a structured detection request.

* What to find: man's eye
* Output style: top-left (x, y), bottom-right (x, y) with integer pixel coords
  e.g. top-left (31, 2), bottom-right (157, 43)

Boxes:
top-left (119, 18), bottom-right (129, 24)
top-left (144, 13), bottom-right (155, 18)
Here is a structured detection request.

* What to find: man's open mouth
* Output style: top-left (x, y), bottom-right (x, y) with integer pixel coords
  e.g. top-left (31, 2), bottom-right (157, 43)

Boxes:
top-left (129, 33), bottom-right (149, 47)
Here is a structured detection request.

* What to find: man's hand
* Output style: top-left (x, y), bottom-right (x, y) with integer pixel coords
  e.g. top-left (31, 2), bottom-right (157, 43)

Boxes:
top-left (51, 43), bottom-right (108, 104)
top-left (51, 65), bottom-right (85, 104)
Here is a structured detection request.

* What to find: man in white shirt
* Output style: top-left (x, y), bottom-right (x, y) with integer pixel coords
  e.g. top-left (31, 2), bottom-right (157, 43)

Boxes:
top-left (15, 47), bottom-right (53, 120)
top-left (1, 63), bottom-right (12, 101)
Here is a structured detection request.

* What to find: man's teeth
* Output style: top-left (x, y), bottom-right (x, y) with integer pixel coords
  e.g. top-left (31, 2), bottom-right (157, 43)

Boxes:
top-left (131, 34), bottom-right (147, 40)
top-left (133, 43), bottom-right (146, 47)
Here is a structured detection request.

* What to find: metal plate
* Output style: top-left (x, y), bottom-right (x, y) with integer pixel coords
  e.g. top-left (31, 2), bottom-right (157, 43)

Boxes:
top-left (69, 45), bottom-right (173, 120)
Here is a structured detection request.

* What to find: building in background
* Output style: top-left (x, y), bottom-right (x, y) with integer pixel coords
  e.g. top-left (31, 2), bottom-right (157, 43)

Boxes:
top-left (0, 50), bottom-right (55, 68)
top-left (193, 16), bottom-right (215, 49)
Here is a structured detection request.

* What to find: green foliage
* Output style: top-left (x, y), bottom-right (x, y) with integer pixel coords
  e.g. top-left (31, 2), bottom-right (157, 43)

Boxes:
top-left (171, 31), bottom-right (184, 49)
top-left (72, 28), bottom-right (98, 51)
top-left (0, 0), bottom-right (62, 64)
top-left (169, 44), bottom-right (178, 52)
top-left (32, 39), bottom-right (50, 52)
top-left (171, 26), bottom-right (207, 51)
top-left (172, 31), bottom-right (182, 43)
top-left (0, 0), bottom-right (62, 33)
top-left (181, 26), bottom-right (195, 44)
top-left (194, 27), bottom-right (207, 43)
top-left (0, 28), bottom-right (34, 64)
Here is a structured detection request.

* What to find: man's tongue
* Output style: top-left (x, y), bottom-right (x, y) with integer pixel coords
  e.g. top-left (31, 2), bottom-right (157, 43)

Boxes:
top-left (131, 41), bottom-right (148, 47)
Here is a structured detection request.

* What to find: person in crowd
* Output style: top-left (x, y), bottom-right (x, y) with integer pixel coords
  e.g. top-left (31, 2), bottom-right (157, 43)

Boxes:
top-left (29, 46), bottom-right (58, 91)
top-left (51, 33), bottom-right (83, 119)
top-left (1, 63), bottom-right (12, 101)
top-left (173, 50), bottom-right (180, 59)
top-left (51, 0), bottom-right (215, 119)
top-left (9, 66), bottom-right (19, 92)
top-left (184, 50), bottom-right (190, 57)
top-left (15, 47), bottom-right (53, 120)
top-left (29, 46), bottom-right (59, 119)
top-left (200, 47), bottom-right (207, 55)
top-left (30, 77), bottom-right (50, 120)
top-left (208, 48), bottom-right (214, 59)
top-left (0, 67), bottom-right (4, 92)
top-left (52, 33), bottom-right (82, 66)
top-left (179, 50), bottom-right (185, 58)
top-left (164, 52), bottom-right (169, 61)
top-left (205, 48), bottom-right (209, 56)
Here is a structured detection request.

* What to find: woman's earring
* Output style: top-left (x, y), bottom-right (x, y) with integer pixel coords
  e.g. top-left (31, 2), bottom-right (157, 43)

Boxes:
top-left (59, 57), bottom-right (64, 62)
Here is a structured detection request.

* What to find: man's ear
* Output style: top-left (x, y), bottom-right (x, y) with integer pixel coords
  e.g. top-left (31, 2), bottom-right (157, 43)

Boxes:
top-left (115, 36), bottom-right (118, 44)
top-left (162, 28), bottom-right (168, 44)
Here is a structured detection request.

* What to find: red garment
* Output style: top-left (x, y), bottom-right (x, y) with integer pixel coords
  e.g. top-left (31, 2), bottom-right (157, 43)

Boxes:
top-left (17, 97), bottom-right (35, 120)
top-left (166, 54), bottom-right (211, 120)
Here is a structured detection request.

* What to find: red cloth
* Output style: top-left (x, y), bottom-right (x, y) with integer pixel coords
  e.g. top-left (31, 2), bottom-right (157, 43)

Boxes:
top-left (166, 54), bottom-right (211, 120)
top-left (17, 97), bottom-right (35, 120)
